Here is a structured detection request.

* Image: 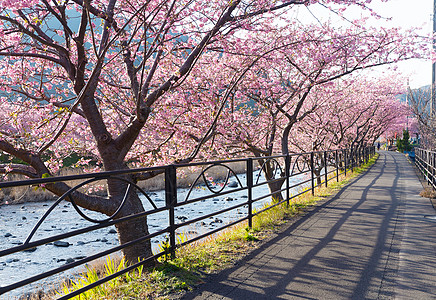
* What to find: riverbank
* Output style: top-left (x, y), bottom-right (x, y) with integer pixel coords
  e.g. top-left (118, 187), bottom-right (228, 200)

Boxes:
top-left (0, 162), bottom-right (247, 206)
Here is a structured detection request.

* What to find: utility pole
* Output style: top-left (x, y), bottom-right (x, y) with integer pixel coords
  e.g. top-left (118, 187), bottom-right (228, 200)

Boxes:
top-left (432, 0), bottom-right (436, 115)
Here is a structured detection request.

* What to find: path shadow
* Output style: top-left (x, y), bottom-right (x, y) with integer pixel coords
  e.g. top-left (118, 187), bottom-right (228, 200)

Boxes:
top-left (182, 152), bottom-right (406, 300)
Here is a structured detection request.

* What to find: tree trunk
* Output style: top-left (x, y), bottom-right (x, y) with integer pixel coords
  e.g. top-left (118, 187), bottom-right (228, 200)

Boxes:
top-left (106, 173), bottom-right (153, 263)
top-left (261, 160), bottom-right (286, 202)
top-left (313, 168), bottom-right (322, 186)
top-left (267, 178), bottom-right (286, 202)
top-left (114, 192), bottom-right (153, 263)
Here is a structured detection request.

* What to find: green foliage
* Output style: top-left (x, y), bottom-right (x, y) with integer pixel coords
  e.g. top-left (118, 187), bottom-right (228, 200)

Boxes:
top-left (0, 152), bottom-right (26, 164)
top-left (157, 233), bottom-right (188, 263)
top-left (244, 227), bottom-right (258, 241)
top-left (57, 256), bottom-right (144, 299)
top-left (397, 129), bottom-right (413, 153)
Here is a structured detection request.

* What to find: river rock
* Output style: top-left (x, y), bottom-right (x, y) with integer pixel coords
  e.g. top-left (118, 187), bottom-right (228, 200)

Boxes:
top-left (76, 241), bottom-right (86, 246)
top-left (53, 241), bottom-right (70, 247)
top-left (4, 233), bottom-right (12, 237)
top-left (224, 197), bottom-right (234, 201)
top-left (228, 181), bottom-right (238, 188)
top-left (66, 258), bottom-right (75, 264)
top-left (6, 258), bottom-right (19, 263)
top-left (241, 195), bottom-right (248, 198)
top-left (108, 229), bottom-right (117, 234)
top-left (101, 238), bottom-right (108, 243)
top-left (23, 247), bottom-right (37, 253)
top-left (22, 216), bottom-right (26, 220)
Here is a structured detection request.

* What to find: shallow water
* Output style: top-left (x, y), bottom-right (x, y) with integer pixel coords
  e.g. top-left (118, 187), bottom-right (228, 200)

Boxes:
top-left (0, 172), bottom-right (309, 299)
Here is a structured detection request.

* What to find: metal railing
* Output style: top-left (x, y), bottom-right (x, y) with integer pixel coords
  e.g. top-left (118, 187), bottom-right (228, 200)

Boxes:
top-left (0, 146), bottom-right (374, 299)
top-left (415, 148), bottom-right (436, 190)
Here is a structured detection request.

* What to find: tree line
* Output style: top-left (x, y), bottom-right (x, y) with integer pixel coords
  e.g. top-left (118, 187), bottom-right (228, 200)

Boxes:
top-left (0, 0), bottom-right (427, 261)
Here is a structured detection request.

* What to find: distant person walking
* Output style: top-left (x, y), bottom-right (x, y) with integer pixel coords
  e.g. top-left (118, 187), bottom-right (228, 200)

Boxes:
top-left (377, 142), bottom-right (381, 151)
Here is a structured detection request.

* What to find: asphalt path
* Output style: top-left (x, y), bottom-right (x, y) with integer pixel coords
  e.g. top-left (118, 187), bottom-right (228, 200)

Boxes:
top-left (182, 151), bottom-right (436, 300)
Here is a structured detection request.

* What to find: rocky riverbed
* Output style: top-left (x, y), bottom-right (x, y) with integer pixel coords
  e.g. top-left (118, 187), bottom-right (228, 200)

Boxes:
top-left (0, 173), bottom-right (308, 299)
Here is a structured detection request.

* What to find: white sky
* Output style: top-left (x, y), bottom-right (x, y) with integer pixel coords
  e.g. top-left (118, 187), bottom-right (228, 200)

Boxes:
top-left (292, 0), bottom-right (433, 89)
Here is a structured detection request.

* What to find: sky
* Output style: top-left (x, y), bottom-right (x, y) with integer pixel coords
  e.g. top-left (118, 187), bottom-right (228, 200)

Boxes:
top-left (292, 0), bottom-right (433, 89)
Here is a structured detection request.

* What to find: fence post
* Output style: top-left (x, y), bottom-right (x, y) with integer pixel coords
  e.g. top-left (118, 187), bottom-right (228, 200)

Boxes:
top-left (285, 154), bottom-right (290, 206)
top-left (336, 150), bottom-right (339, 182)
top-left (324, 151), bottom-right (328, 187)
top-left (344, 149), bottom-right (347, 177)
top-left (350, 149), bottom-right (353, 173)
top-left (247, 158), bottom-right (253, 228)
top-left (363, 147), bottom-right (366, 164)
top-left (431, 152), bottom-right (436, 187)
top-left (310, 152), bottom-right (315, 195)
top-left (165, 165), bottom-right (177, 259)
top-left (428, 151), bottom-right (431, 186)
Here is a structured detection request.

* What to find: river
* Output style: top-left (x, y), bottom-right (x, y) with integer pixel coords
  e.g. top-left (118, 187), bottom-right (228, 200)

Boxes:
top-left (0, 172), bottom-right (309, 299)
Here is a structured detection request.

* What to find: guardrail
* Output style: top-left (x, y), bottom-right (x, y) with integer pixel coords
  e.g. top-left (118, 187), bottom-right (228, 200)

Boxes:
top-left (415, 148), bottom-right (436, 190)
top-left (0, 146), bottom-right (374, 299)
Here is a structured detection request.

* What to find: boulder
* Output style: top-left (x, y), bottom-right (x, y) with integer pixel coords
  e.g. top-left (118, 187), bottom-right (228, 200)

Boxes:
top-left (53, 241), bottom-right (70, 247)
top-left (227, 182), bottom-right (238, 188)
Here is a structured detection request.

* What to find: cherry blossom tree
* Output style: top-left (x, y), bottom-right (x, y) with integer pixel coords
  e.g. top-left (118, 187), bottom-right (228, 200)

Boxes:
top-left (1, 0), bottom-right (402, 262)
top-left (287, 74), bottom-right (410, 182)
top-left (181, 22), bottom-right (424, 198)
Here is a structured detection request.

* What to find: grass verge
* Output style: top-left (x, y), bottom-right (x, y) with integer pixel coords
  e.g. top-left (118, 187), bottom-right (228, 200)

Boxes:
top-left (55, 153), bottom-right (379, 300)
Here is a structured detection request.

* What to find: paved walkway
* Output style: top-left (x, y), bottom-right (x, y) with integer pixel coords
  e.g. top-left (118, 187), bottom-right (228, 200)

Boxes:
top-left (182, 151), bottom-right (436, 299)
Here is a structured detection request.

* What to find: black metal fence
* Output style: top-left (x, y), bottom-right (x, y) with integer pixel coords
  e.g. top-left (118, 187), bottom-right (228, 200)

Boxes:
top-left (0, 146), bottom-right (374, 299)
top-left (415, 148), bottom-right (436, 190)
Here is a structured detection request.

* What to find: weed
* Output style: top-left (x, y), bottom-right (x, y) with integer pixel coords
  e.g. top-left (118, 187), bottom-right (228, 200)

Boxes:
top-left (244, 227), bottom-right (258, 241)
top-left (56, 256), bottom-right (144, 299)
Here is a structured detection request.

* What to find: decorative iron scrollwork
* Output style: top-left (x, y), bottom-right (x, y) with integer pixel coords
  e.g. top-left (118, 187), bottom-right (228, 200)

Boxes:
top-left (24, 176), bottom-right (157, 245)
top-left (184, 163), bottom-right (243, 202)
